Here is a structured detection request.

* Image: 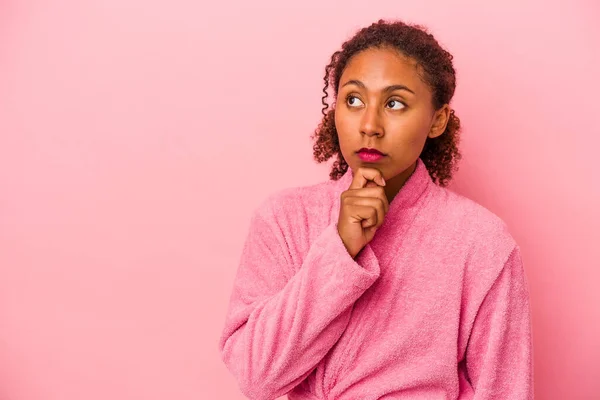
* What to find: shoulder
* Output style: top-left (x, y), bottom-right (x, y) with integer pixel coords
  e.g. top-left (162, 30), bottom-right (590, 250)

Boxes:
top-left (433, 185), bottom-right (515, 238)
top-left (252, 177), bottom-right (337, 228)
top-left (430, 185), bottom-right (518, 263)
top-left (247, 178), bottom-right (338, 262)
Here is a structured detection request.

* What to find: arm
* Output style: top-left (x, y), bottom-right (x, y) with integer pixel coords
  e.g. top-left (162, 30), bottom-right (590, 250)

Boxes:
top-left (466, 245), bottom-right (534, 399)
top-left (218, 201), bottom-right (381, 400)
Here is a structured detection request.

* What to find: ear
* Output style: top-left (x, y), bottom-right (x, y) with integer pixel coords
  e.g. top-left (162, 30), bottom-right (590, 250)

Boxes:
top-left (428, 104), bottom-right (451, 139)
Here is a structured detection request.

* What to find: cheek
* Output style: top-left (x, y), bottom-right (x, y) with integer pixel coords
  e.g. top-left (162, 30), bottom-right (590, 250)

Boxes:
top-left (334, 108), bottom-right (355, 153)
top-left (335, 106), bottom-right (361, 133)
top-left (334, 107), bottom-right (353, 138)
top-left (385, 113), bottom-right (431, 152)
top-left (387, 109), bottom-right (431, 136)
top-left (334, 104), bottom-right (346, 129)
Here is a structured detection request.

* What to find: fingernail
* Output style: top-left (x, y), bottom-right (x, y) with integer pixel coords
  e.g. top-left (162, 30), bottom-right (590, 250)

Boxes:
top-left (381, 177), bottom-right (386, 186)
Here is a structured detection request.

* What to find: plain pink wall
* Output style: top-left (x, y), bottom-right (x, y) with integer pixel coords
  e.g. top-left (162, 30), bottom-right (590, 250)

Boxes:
top-left (1, 0), bottom-right (598, 399)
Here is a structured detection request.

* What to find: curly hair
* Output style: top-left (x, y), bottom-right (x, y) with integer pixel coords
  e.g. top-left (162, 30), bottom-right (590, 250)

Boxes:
top-left (310, 19), bottom-right (462, 187)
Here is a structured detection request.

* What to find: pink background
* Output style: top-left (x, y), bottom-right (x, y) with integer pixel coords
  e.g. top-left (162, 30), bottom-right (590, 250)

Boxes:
top-left (1, 0), bottom-right (599, 399)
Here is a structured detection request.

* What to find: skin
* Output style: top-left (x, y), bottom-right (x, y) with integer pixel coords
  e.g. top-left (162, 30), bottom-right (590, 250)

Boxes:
top-left (334, 46), bottom-right (451, 204)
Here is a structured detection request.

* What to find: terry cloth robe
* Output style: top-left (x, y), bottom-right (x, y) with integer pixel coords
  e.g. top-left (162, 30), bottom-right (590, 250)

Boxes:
top-left (218, 157), bottom-right (534, 400)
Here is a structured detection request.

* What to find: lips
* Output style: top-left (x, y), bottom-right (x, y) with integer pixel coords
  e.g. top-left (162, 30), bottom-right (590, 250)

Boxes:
top-left (357, 147), bottom-right (385, 155)
top-left (357, 148), bottom-right (385, 162)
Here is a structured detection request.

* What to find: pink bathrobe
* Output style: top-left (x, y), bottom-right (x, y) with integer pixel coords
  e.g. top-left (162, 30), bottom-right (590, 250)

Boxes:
top-left (218, 158), bottom-right (534, 400)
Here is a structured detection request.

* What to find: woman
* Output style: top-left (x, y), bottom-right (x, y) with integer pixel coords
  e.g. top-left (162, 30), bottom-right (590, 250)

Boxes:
top-left (218, 19), bottom-right (534, 400)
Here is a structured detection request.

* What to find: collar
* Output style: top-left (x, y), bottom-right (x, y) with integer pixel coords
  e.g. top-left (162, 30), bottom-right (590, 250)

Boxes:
top-left (332, 157), bottom-right (433, 227)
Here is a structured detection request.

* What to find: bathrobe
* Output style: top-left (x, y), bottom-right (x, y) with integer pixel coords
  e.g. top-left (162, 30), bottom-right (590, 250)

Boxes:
top-left (218, 157), bottom-right (534, 400)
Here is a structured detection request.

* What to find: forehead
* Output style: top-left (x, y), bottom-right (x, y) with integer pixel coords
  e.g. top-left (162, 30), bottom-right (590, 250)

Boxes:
top-left (339, 47), bottom-right (428, 95)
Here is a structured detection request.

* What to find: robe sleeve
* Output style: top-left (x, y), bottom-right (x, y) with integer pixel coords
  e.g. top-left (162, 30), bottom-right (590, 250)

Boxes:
top-left (218, 200), bottom-right (381, 400)
top-left (466, 245), bottom-right (534, 399)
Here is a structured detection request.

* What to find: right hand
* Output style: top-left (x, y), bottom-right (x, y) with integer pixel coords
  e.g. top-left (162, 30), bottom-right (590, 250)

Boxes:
top-left (337, 166), bottom-right (389, 258)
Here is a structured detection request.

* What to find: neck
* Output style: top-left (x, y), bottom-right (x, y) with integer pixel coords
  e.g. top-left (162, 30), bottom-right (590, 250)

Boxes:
top-left (384, 161), bottom-right (418, 204)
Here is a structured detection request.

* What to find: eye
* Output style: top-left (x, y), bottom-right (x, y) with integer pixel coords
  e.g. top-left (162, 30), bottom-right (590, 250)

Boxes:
top-left (346, 95), bottom-right (364, 107)
top-left (386, 99), bottom-right (406, 110)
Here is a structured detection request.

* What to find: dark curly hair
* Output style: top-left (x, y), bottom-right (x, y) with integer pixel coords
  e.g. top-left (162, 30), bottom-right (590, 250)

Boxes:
top-left (310, 19), bottom-right (462, 187)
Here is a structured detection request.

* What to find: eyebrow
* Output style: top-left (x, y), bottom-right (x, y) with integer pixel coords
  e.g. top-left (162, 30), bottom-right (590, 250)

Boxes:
top-left (341, 79), bottom-right (415, 95)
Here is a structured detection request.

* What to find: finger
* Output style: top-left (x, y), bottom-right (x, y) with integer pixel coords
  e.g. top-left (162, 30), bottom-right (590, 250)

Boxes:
top-left (357, 205), bottom-right (378, 229)
top-left (346, 202), bottom-right (377, 227)
top-left (346, 187), bottom-right (389, 214)
top-left (347, 198), bottom-right (385, 229)
top-left (349, 167), bottom-right (386, 190)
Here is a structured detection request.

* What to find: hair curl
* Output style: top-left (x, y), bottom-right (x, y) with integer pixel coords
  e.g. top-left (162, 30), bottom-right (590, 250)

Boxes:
top-left (310, 19), bottom-right (462, 187)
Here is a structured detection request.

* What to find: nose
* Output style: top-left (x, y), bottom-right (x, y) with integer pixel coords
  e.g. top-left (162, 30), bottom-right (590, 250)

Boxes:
top-left (360, 103), bottom-right (383, 137)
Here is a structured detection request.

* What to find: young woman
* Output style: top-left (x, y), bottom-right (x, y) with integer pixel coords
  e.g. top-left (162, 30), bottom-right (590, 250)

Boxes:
top-left (218, 19), bottom-right (534, 400)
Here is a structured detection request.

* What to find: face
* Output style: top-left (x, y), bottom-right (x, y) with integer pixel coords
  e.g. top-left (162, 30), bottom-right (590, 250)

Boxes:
top-left (334, 46), bottom-right (449, 183)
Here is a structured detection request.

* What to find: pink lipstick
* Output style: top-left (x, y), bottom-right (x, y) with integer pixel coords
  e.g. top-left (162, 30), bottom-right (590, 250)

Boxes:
top-left (357, 147), bottom-right (385, 162)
